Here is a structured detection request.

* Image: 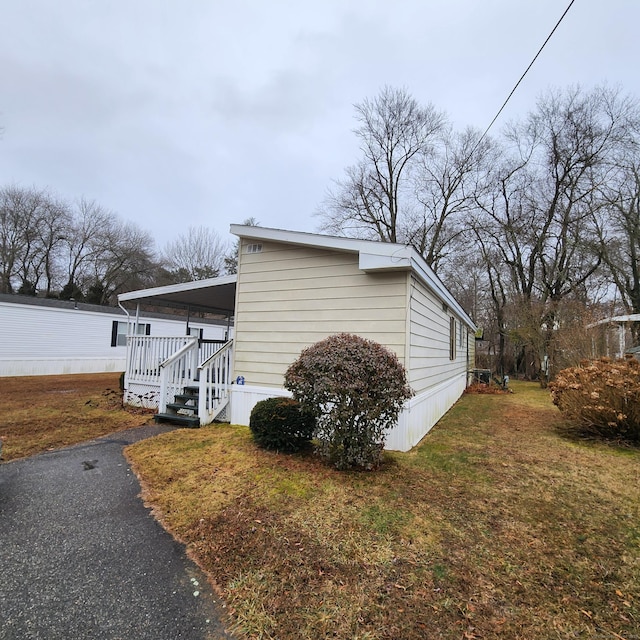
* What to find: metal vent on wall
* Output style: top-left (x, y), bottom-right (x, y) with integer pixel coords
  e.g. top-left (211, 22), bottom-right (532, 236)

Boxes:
top-left (246, 243), bottom-right (263, 254)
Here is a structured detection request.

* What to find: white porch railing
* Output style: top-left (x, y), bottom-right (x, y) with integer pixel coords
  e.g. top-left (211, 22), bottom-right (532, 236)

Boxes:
top-left (126, 335), bottom-right (196, 386)
top-left (199, 339), bottom-right (228, 363)
top-left (198, 339), bottom-right (234, 424)
top-left (125, 336), bottom-right (234, 422)
top-left (158, 338), bottom-right (200, 413)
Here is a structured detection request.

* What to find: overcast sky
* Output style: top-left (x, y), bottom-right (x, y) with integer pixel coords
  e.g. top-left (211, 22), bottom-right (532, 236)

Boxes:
top-left (1, 1), bottom-right (638, 252)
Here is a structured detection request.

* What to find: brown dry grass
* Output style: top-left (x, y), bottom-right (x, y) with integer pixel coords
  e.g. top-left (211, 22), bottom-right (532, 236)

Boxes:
top-left (126, 381), bottom-right (640, 639)
top-left (0, 373), bottom-right (152, 461)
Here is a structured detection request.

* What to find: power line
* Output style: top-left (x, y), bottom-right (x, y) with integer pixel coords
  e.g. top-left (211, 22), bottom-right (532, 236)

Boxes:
top-left (474, 0), bottom-right (577, 150)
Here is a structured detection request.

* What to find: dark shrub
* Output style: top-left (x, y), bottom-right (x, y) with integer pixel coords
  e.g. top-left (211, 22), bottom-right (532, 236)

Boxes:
top-left (550, 357), bottom-right (640, 442)
top-left (249, 397), bottom-right (315, 453)
top-left (284, 333), bottom-right (413, 470)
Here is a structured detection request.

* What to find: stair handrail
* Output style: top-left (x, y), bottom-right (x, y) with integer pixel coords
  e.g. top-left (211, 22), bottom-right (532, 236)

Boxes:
top-left (198, 338), bottom-right (232, 369)
top-left (197, 339), bottom-right (234, 424)
top-left (159, 337), bottom-right (198, 369)
top-left (158, 337), bottom-right (198, 413)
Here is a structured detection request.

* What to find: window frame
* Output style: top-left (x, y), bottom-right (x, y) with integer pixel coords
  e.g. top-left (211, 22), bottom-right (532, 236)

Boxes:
top-left (449, 317), bottom-right (456, 360)
top-left (111, 320), bottom-right (150, 347)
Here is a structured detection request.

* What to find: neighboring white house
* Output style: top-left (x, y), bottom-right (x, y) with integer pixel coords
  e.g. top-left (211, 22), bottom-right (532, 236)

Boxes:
top-left (0, 293), bottom-right (230, 377)
top-left (587, 314), bottom-right (640, 360)
top-left (118, 226), bottom-right (476, 452)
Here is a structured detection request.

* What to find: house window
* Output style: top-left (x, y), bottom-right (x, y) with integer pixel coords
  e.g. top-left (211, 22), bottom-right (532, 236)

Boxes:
top-left (449, 317), bottom-right (456, 360)
top-left (246, 243), bottom-right (263, 254)
top-left (111, 321), bottom-right (150, 347)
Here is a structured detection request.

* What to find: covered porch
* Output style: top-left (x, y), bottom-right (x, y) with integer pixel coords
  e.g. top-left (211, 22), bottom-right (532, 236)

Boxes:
top-left (587, 313), bottom-right (640, 360)
top-left (117, 275), bottom-right (237, 426)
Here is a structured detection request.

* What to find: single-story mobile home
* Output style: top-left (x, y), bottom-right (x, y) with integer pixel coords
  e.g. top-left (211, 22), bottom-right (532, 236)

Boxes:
top-left (0, 293), bottom-right (230, 377)
top-left (118, 226), bottom-right (476, 452)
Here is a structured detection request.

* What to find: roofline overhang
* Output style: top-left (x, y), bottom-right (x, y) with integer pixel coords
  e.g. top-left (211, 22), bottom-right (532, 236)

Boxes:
top-left (118, 274), bottom-right (237, 304)
top-left (231, 225), bottom-right (476, 331)
top-left (587, 313), bottom-right (640, 328)
top-left (117, 274), bottom-right (237, 316)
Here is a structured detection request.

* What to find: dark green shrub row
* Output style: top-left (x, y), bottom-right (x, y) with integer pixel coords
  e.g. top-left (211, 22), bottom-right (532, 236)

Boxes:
top-left (249, 397), bottom-right (315, 453)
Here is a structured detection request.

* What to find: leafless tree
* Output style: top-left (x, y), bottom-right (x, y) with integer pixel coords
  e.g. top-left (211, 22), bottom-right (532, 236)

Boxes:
top-left (408, 126), bottom-right (495, 271)
top-left (594, 145), bottom-right (640, 337)
top-left (83, 217), bottom-right (158, 304)
top-left (114, 223), bottom-right (159, 294)
top-left (473, 85), bottom-right (639, 381)
top-left (58, 198), bottom-right (113, 299)
top-left (163, 225), bottom-right (228, 283)
top-left (518, 86), bottom-right (628, 306)
top-left (318, 86), bottom-right (445, 244)
top-left (0, 186), bottom-right (25, 293)
top-left (0, 185), bottom-right (69, 295)
top-left (164, 226), bottom-right (227, 282)
top-left (467, 220), bottom-right (511, 376)
top-left (32, 195), bottom-right (71, 296)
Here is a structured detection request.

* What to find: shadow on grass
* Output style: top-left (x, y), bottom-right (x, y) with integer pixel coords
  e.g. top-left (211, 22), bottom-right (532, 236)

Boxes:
top-left (553, 419), bottom-right (640, 454)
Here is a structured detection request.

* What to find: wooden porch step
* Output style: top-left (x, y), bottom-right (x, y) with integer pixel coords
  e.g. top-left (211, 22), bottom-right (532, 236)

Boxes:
top-left (174, 393), bottom-right (199, 403)
top-left (166, 402), bottom-right (197, 412)
top-left (154, 413), bottom-right (200, 428)
top-left (183, 385), bottom-right (199, 394)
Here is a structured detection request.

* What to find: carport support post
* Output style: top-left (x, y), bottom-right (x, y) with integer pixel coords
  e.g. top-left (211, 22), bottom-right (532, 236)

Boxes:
top-left (135, 303), bottom-right (140, 334)
top-left (186, 305), bottom-right (197, 377)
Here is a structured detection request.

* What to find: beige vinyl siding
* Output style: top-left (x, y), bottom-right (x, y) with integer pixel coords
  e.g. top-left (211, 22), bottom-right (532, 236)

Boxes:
top-left (234, 240), bottom-right (408, 387)
top-left (408, 275), bottom-right (469, 394)
top-left (467, 328), bottom-right (476, 372)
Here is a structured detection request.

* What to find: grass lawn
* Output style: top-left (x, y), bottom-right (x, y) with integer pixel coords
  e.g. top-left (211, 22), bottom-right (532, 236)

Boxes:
top-left (0, 372), bottom-right (152, 461)
top-left (125, 381), bottom-right (640, 639)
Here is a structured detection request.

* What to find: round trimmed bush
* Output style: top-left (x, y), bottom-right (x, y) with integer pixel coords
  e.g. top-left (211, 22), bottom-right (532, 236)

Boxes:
top-left (284, 333), bottom-right (413, 470)
top-left (249, 397), bottom-right (315, 453)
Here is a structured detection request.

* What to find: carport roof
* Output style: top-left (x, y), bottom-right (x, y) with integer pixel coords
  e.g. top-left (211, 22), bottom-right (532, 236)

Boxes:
top-left (118, 274), bottom-right (237, 316)
top-left (118, 225), bottom-right (477, 330)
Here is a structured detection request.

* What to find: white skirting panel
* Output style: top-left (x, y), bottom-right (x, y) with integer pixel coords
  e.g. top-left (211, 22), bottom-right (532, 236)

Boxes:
top-left (230, 384), bottom-right (291, 426)
top-left (386, 372), bottom-right (467, 452)
top-left (0, 357), bottom-right (126, 377)
top-left (229, 372), bottom-right (467, 453)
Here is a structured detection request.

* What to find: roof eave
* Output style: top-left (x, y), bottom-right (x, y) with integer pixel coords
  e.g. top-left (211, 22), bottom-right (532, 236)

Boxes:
top-left (118, 274), bottom-right (238, 304)
top-left (231, 225), bottom-right (476, 330)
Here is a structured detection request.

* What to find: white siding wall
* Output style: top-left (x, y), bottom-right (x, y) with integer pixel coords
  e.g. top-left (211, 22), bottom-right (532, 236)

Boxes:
top-left (0, 301), bottom-right (227, 376)
top-left (382, 274), bottom-right (475, 450)
top-left (387, 372), bottom-right (467, 451)
top-left (408, 275), bottom-right (469, 394)
top-left (233, 240), bottom-right (408, 387)
top-left (230, 242), bottom-right (475, 452)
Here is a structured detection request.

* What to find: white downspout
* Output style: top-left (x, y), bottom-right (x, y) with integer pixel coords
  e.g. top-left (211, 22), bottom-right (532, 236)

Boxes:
top-left (118, 301), bottom-right (130, 320)
top-left (118, 301), bottom-right (132, 391)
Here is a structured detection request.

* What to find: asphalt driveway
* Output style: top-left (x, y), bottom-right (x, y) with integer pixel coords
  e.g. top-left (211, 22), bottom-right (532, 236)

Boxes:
top-left (0, 425), bottom-right (232, 640)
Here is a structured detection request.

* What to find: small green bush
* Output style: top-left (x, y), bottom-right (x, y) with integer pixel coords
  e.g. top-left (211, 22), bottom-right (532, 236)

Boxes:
top-left (284, 333), bottom-right (413, 470)
top-left (249, 397), bottom-right (315, 453)
top-left (550, 356), bottom-right (640, 442)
